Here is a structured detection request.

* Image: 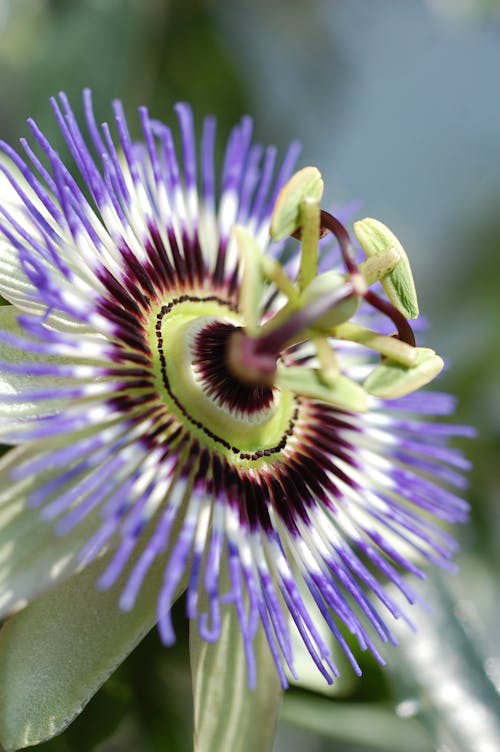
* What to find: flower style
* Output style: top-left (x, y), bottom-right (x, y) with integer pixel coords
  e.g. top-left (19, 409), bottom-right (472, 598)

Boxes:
top-left (0, 91), bottom-right (472, 695)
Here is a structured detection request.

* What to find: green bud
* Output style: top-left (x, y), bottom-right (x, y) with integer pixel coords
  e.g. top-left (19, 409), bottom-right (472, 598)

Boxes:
top-left (299, 272), bottom-right (360, 331)
top-left (277, 365), bottom-right (368, 412)
top-left (270, 167), bottom-right (324, 241)
top-left (353, 217), bottom-right (419, 319)
top-left (363, 351), bottom-right (444, 399)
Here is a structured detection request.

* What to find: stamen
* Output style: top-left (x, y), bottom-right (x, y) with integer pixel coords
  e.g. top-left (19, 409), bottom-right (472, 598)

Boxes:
top-left (255, 280), bottom-right (355, 355)
top-left (319, 209), bottom-right (416, 346)
top-left (227, 280), bottom-right (356, 387)
top-left (229, 201), bottom-right (420, 389)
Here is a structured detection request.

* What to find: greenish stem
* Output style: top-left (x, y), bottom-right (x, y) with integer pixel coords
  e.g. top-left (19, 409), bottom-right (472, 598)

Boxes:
top-left (297, 198), bottom-right (320, 291)
top-left (359, 245), bottom-right (401, 285)
top-left (261, 256), bottom-right (300, 305)
top-left (253, 281), bottom-right (355, 357)
top-left (234, 226), bottom-right (266, 335)
top-left (334, 322), bottom-right (418, 367)
top-left (313, 336), bottom-right (340, 385)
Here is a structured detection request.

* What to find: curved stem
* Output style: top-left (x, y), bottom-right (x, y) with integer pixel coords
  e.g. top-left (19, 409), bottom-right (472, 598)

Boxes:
top-left (319, 209), bottom-right (358, 274)
top-left (364, 290), bottom-right (415, 347)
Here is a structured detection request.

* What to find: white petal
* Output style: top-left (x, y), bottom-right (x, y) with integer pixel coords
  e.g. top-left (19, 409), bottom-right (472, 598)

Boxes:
top-left (0, 241), bottom-right (40, 311)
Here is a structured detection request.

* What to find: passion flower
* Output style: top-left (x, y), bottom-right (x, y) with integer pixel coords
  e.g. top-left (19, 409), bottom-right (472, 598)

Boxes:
top-left (0, 91), bottom-right (472, 703)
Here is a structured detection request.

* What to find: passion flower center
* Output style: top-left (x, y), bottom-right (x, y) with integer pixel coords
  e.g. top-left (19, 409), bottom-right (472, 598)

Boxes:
top-left (148, 297), bottom-right (297, 456)
top-left (192, 321), bottom-right (275, 414)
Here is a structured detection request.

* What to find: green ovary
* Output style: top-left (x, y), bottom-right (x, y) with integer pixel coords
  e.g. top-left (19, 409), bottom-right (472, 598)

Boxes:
top-left (147, 298), bottom-right (296, 457)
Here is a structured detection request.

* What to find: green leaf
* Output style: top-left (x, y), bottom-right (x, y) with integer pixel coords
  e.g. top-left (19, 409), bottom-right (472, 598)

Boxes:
top-left (280, 694), bottom-right (431, 752)
top-left (387, 570), bottom-right (500, 751)
top-left (354, 218), bottom-right (419, 319)
top-left (270, 167), bottom-right (324, 241)
top-left (0, 514), bottom-right (186, 750)
top-left (190, 573), bottom-right (282, 752)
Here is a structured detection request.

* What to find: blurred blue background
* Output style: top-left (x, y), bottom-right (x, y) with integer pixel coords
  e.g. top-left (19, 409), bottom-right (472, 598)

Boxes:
top-left (1, 0), bottom-right (499, 750)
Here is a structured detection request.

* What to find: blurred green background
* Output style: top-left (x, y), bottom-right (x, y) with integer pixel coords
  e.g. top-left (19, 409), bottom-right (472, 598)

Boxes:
top-left (1, 0), bottom-right (500, 750)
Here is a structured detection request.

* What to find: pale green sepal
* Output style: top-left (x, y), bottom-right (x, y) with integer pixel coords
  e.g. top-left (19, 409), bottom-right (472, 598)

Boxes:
top-left (353, 218), bottom-right (419, 319)
top-left (233, 226), bottom-right (266, 334)
top-left (299, 272), bottom-right (360, 331)
top-left (0, 444), bottom-right (105, 619)
top-left (277, 365), bottom-right (368, 412)
top-left (0, 306), bottom-right (73, 428)
top-left (270, 167), bottom-right (324, 241)
top-left (0, 534), bottom-right (186, 751)
top-left (364, 352), bottom-right (444, 399)
top-left (190, 572), bottom-right (282, 752)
